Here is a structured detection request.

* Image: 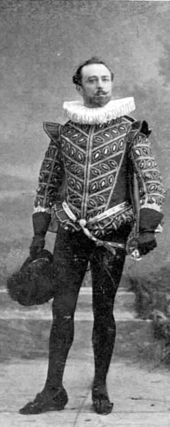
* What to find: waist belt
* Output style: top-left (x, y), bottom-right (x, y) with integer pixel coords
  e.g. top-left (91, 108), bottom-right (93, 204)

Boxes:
top-left (62, 201), bottom-right (128, 254)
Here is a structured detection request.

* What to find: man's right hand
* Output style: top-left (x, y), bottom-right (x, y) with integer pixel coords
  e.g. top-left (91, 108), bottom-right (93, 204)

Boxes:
top-left (29, 236), bottom-right (45, 260)
top-left (29, 211), bottom-right (51, 259)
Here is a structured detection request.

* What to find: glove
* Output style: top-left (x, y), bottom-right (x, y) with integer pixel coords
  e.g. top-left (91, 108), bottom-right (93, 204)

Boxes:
top-left (29, 212), bottom-right (51, 260)
top-left (30, 235), bottom-right (45, 260)
top-left (137, 232), bottom-right (157, 256)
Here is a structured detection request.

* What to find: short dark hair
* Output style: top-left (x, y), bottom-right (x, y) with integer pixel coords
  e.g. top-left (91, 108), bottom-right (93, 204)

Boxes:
top-left (72, 56), bottom-right (114, 86)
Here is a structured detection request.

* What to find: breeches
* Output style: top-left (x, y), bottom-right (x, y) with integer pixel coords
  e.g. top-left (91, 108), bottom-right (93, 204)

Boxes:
top-left (52, 224), bottom-right (130, 320)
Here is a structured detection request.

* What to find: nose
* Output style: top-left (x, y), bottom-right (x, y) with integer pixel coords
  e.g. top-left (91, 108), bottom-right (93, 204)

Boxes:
top-left (97, 78), bottom-right (104, 89)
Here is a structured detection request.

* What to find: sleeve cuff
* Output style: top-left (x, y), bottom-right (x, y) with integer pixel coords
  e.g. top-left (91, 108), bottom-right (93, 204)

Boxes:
top-left (139, 208), bottom-right (163, 233)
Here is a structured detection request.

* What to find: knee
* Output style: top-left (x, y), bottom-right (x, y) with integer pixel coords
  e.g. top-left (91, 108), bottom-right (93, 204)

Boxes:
top-left (52, 295), bottom-right (76, 320)
top-left (50, 313), bottom-right (74, 344)
top-left (93, 313), bottom-right (116, 331)
top-left (52, 311), bottom-right (74, 326)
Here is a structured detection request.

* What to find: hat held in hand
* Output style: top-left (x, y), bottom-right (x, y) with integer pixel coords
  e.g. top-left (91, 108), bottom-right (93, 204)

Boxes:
top-left (6, 249), bottom-right (56, 306)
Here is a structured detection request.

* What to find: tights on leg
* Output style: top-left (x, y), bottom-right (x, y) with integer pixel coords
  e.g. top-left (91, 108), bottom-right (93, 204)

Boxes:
top-left (92, 311), bottom-right (116, 388)
top-left (44, 306), bottom-right (75, 394)
top-left (91, 248), bottom-right (126, 413)
top-left (43, 228), bottom-right (89, 396)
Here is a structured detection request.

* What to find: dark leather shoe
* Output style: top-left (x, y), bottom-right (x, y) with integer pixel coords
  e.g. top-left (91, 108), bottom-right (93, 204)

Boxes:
top-left (92, 384), bottom-right (113, 415)
top-left (19, 387), bottom-right (68, 415)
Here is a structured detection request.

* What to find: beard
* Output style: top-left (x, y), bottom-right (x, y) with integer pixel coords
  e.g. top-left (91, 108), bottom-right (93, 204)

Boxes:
top-left (84, 92), bottom-right (112, 108)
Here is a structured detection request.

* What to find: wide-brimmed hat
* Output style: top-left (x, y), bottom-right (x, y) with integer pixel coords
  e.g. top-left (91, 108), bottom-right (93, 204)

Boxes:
top-left (6, 249), bottom-right (56, 306)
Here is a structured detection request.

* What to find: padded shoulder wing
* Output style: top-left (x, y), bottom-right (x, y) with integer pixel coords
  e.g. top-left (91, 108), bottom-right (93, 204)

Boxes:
top-left (43, 122), bottom-right (62, 142)
top-left (131, 120), bottom-right (152, 137)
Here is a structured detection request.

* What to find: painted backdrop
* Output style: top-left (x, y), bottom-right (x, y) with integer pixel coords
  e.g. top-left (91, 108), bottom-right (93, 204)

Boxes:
top-left (0, 0), bottom-right (170, 278)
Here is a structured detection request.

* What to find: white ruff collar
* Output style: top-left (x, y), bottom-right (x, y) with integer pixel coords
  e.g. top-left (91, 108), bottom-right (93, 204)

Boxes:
top-left (63, 97), bottom-right (135, 125)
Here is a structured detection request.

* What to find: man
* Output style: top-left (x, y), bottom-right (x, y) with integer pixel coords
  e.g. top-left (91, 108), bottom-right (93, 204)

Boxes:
top-left (20, 57), bottom-right (164, 416)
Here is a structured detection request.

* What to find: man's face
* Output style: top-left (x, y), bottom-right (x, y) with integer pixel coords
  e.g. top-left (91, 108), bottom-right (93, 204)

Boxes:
top-left (77, 63), bottom-right (113, 108)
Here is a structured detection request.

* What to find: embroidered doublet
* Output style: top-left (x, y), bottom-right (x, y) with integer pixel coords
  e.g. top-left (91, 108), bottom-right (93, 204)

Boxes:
top-left (59, 118), bottom-right (134, 232)
top-left (34, 99), bottom-right (165, 236)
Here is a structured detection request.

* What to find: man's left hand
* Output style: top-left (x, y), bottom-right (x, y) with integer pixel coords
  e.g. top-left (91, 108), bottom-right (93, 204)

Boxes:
top-left (137, 232), bottom-right (157, 256)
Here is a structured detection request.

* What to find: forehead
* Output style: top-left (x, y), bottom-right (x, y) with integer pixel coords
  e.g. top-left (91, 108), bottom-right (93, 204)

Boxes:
top-left (81, 63), bottom-right (111, 80)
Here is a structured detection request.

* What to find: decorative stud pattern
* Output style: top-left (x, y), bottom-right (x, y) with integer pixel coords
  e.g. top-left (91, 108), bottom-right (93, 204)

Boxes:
top-left (34, 118), bottom-right (164, 236)
top-left (130, 130), bottom-right (165, 211)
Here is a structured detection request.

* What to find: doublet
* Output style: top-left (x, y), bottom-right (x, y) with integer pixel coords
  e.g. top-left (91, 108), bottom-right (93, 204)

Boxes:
top-left (34, 100), bottom-right (165, 237)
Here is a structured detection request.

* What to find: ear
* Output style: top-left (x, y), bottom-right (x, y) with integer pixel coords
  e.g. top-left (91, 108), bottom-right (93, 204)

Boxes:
top-left (76, 84), bottom-right (83, 96)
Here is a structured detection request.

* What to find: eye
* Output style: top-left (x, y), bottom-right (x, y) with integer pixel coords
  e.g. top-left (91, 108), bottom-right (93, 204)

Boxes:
top-left (88, 78), bottom-right (96, 83)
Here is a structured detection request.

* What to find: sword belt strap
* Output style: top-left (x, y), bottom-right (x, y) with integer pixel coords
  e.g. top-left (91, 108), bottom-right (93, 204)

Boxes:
top-left (62, 201), bottom-right (127, 253)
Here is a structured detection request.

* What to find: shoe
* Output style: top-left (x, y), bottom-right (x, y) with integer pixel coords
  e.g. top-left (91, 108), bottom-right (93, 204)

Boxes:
top-left (19, 387), bottom-right (68, 415)
top-left (92, 384), bottom-right (113, 415)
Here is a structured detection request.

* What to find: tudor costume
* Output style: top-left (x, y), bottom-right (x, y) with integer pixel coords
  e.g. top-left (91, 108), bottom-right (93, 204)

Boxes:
top-left (33, 98), bottom-right (164, 238)
top-left (20, 97), bottom-right (164, 415)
